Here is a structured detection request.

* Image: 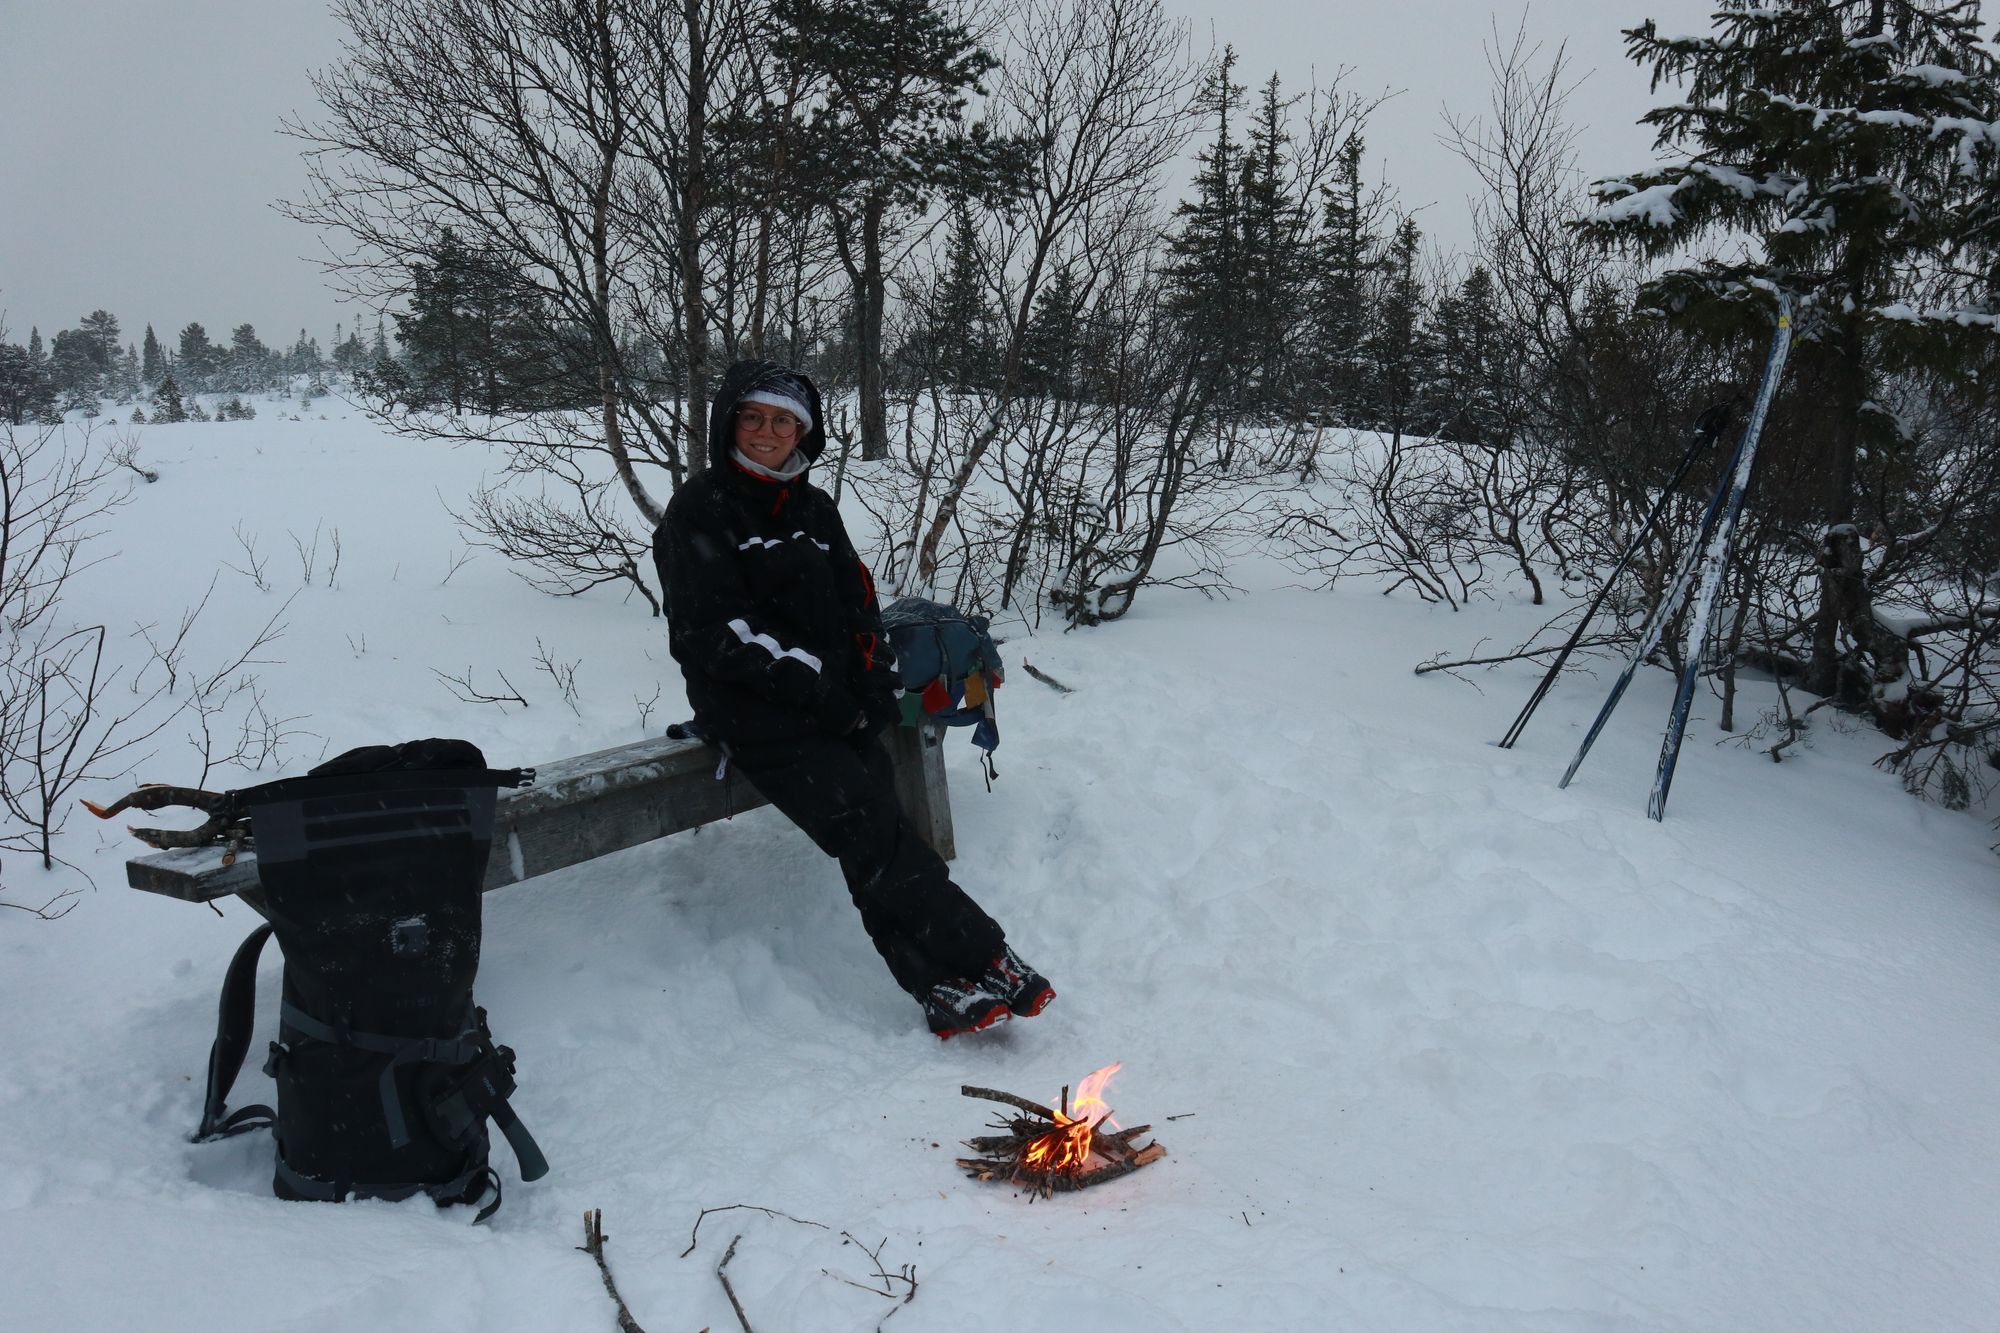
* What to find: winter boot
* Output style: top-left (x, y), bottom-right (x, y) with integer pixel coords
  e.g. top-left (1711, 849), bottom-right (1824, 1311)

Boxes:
top-left (921, 977), bottom-right (1010, 1039)
top-left (982, 945), bottom-right (1055, 1018)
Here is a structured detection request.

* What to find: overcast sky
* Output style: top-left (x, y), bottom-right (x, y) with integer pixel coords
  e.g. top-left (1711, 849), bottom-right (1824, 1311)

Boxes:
top-left (0, 0), bottom-right (1719, 349)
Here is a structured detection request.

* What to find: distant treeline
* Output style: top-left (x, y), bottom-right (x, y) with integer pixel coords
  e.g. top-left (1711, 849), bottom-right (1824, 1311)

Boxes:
top-left (0, 312), bottom-right (386, 424)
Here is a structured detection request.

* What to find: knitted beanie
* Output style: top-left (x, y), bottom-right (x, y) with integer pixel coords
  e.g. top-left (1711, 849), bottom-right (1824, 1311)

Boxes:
top-left (739, 375), bottom-right (813, 432)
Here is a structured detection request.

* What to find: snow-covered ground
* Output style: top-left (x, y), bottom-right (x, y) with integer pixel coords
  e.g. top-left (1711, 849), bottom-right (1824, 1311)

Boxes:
top-left (4, 408), bottom-right (1999, 1331)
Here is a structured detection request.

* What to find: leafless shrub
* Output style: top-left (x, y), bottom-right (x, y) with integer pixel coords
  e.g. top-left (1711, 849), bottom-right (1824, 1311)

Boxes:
top-left (532, 638), bottom-right (582, 715)
top-left (433, 666), bottom-right (528, 711)
top-left (289, 522), bottom-right (343, 588)
top-left (133, 573), bottom-right (221, 694)
top-left (225, 522), bottom-right (272, 592)
top-left (634, 682), bottom-right (662, 732)
top-left (0, 623), bottom-right (180, 873)
top-left (107, 438), bottom-right (159, 484)
top-left (453, 450), bottom-right (661, 615)
top-left (1273, 433), bottom-right (1503, 610)
top-left (0, 421), bottom-right (124, 636)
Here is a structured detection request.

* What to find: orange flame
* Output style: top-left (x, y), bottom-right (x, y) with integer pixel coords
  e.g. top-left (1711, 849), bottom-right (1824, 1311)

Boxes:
top-left (1022, 1062), bottom-right (1122, 1175)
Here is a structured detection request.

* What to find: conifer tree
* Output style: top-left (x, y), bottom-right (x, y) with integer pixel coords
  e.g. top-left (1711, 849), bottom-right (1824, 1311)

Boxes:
top-left (769, 0), bottom-right (1035, 458)
top-left (1018, 262), bottom-right (1097, 402)
top-left (1362, 215), bottom-right (1434, 445)
top-left (1427, 266), bottom-right (1511, 448)
top-left (141, 324), bottom-right (164, 386)
top-left (915, 199), bottom-right (999, 391)
top-left (1309, 137), bottom-right (1382, 423)
top-left (177, 323), bottom-right (217, 393)
top-left (1582, 0), bottom-right (2000, 702)
top-left (393, 228), bottom-right (545, 412)
top-left (1164, 47), bottom-right (1248, 405)
top-left (78, 310), bottom-right (121, 365)
top-left (227, 324), bottom-right (270, 394)
top-left (1236, 73), bottom-right (1309, 410)
top-left (332, 323), bottom-right (368, 373)
top-left (152, 372), bottom-right (189, 423)
top-left (48, 329), bottom-right (106, 399)
top-left (117, 344), bottom-right (142, 400)
top-left (0, 342), bottom-right (57, 424)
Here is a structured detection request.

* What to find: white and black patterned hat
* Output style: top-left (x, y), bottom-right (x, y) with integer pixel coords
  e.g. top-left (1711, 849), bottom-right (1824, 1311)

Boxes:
top-left (739, 374), bottom-right (813, 433)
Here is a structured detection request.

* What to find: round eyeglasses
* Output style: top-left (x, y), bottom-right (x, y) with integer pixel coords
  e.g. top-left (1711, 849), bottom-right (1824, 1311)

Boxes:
top-left (736, 408), bottom-right (802, 439)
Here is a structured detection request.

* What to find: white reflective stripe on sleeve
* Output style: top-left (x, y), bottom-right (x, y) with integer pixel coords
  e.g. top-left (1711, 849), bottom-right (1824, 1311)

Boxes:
top-left (736, 532), bottom-right (831, 552)
top-left (727, 618), bottom-right (824, 674)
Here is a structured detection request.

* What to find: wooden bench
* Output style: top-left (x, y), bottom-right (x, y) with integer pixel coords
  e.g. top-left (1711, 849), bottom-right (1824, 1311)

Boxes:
top-left (126, 725), bottom-right (957, 911)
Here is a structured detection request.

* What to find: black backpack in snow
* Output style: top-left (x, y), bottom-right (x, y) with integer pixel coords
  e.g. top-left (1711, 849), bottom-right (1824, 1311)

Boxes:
top-left (881, 596), bottom-right (1003, 763)
top-left (193, 739), bottom-right (548, 1221)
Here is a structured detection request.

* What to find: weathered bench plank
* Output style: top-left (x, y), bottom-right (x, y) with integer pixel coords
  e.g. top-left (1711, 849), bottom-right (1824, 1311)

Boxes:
top-left (126, 725), bottom-right (955, 904)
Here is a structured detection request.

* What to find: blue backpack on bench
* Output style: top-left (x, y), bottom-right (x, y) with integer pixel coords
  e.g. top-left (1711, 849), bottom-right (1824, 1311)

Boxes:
top-left (880, 596), bottom-right (1003, 759)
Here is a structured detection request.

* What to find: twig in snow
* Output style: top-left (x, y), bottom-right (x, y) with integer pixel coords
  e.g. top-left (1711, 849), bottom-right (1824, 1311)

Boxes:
top-left (1021, 660), bottom-right (1074, 694)
top-left (432, 666), bottom-right (527, 710)
top-left (1413, 635), bottom-right (1628, 677)
top-left (681, 1203), bottom-right (828, 1259)
top-left (684, 1203), bottom-right (916, 1328)
top-left (718, 1234), bottom-right (754, 1333)
top-left (224, 522), bottom-right (271, 592)
top-left (532, 638), bottom-right (582, 715)
top-left (108, 440), bottom-right (158, 483)
top-left (827, 1232), bottom-right (918, 1309)
top-left (579, 1209), bottom-right (648, 1333)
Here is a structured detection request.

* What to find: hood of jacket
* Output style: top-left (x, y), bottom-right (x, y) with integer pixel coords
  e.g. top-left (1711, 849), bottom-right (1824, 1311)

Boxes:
top-left (706, 359), bottom-right (828, 475)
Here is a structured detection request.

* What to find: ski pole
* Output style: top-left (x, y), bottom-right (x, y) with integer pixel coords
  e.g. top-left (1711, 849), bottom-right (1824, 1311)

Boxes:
top-left (1647, 294), bottom-right (1795, 820)
top-left (1498, 401), bottom-right (1736, 749)
top-left (1558, 423), bottom-right (1750, 790)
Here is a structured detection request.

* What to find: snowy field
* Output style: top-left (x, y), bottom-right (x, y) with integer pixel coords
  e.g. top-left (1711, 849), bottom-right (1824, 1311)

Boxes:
top-left (4, 406), bottom-right (1999, 1331)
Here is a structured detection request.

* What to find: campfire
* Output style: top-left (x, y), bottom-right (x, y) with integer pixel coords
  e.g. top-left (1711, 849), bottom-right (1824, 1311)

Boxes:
top-left (958, 1062), bottom-right (1165, 1197)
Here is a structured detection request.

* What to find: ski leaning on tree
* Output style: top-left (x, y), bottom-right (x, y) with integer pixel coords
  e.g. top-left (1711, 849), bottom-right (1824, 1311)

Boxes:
top-left (653, 359), bottom-right (1052, 1038)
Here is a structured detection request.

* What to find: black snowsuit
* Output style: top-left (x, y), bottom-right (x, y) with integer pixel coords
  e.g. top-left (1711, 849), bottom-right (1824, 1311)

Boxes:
top-left (653, 360), bottom-right (1005, 997)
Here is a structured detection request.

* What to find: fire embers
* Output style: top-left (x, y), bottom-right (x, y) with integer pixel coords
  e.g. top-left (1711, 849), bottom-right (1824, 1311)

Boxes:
top-left (957, 1063), bottom-right (1165, 1198)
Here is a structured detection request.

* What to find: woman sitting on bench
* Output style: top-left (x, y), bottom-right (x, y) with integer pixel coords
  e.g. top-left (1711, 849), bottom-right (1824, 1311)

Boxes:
top-left (652, 359), bottom-right (1054, 1039)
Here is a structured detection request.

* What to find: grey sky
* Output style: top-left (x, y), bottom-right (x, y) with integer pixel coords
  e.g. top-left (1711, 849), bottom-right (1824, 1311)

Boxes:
top-left (2, 0), bottom-right (1715, 349)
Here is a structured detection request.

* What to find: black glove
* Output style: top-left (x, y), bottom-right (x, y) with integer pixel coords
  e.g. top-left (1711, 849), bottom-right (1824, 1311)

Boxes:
top-left (812, 681), bottom-right (864, 737)
top-left (858, 691), bottom-right (901, 738)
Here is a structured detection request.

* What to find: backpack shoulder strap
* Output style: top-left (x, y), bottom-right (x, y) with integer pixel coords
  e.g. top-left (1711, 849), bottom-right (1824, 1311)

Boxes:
top-left (194, 924), bottom-right (277, 1143)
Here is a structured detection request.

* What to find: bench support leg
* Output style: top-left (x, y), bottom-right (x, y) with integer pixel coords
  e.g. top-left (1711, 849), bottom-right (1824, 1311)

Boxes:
top-left (887, 724), bottom-right (956, 862)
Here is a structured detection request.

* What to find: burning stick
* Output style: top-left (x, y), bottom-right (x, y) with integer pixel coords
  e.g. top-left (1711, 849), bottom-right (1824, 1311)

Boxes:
top-left (81, 783), bottom-right (252, 864)
top-left (957, 1064), bottom-right (1166, 1198)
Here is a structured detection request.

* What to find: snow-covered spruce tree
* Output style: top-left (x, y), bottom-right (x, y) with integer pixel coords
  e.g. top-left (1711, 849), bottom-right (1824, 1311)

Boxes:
top-left (151, 373), bottom-right (188, 423)
top-left (139, 325), bottom-right (163, 387)
top-left (1162, 47), bottom-right (1247, 409)
top-left (1426, 265), bottom-right (1514, 450)
top-left (0, 341), bottom-right (57, 425)
top-left (224, 324), bottom-right (271, 396)
top-left (1235, 73), bottom-right (1312, 413)
top-left (176, 323), bottom-right (216, 395)
top-left (1361, 215), bottom-right (1436, 448)
top-left (1307, 136), bottom-right (1384, 427)
top-left (908, 198), bottom-right (1000, 393)
top-left (1581, 0), bottom-right (2000, 713)
top-left (394, 229), bottom-right (552, 414)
